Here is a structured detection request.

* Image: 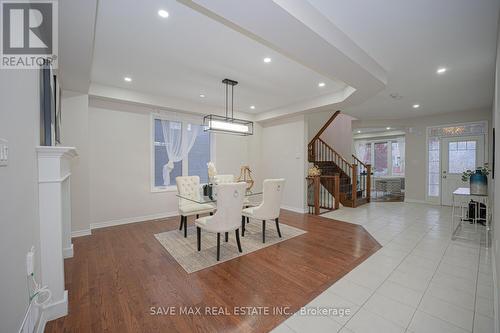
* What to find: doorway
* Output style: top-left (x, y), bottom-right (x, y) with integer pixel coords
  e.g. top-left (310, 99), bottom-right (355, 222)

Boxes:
top-left (440, 135), bottom-right (484, 206)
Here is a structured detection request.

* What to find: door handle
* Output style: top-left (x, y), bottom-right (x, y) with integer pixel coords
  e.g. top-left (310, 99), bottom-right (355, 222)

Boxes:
top-left (442, 176), bottom-right (447, 179)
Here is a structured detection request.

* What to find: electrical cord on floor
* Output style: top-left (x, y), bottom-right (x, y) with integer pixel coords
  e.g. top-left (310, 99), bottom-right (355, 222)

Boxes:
top-left (28, 273), bottom-right (52, 306)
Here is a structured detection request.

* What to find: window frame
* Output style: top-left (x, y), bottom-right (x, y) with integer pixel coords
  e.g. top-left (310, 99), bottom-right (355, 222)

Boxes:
top-left (354, 136), bottom-right (405, 177)
top-left (150, 113), bottom-right (215, 193)
top-left (425, 121), bottom-right (488, 203)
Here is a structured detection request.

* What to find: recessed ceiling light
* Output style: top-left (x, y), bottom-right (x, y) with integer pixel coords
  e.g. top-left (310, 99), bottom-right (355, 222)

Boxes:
top-left (386, 127), bottom-right (391, 130)
top-left (158, 9), bottom-right (169, 18)
top-left (318, 82), bottom-right (326, 87)
top-left (437, 67), bottom-right (447, 74)
top-left (124, 76), bottom-right (132, 82)
top-left (263, 57), bottom-right (272, 63)
top-left (250, 105), bottom-right (256, 109)
top-left (357, 130), bottom-right (361, 133)
top-left (199, 94), bottom-right (206, 98)
top-left (413, 104), bottom-right (420, 108)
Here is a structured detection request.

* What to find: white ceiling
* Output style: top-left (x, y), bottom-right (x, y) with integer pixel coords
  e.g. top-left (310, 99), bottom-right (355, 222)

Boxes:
top-left (308, 0), bottom-right (499, 119)
top-left (66, 0), bottom-right (499, 121)
top-left (91, 0), bottom-right (349, 115)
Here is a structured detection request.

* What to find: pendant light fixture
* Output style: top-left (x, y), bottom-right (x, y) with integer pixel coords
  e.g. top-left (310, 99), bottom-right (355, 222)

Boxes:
top-left (203, 78), bottom-right (254, 135)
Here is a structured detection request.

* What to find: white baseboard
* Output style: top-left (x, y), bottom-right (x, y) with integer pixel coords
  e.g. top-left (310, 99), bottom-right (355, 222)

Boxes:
top-left (493, 250), bottom-right (499, 333)
top-left (63, 244), bottom-right (73, 259)
top-left (404, 198), bottom-right (438, 205)
top-left (35, 290), bottom-right (68, 333)
top-left (71, 228), bottom-right (91, 238)
top-left (280, 205), bottom-right (307, 214)
top-left (90, 211), bottom-right (178, 230)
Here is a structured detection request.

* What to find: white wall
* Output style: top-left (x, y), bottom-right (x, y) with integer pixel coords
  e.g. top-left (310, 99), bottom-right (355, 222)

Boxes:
top-left (260, 116), bottom-right (307, 212)
top-left (60, 97), bottom-right (261, 230)
top-left (0, 70), bottom-right (42, 332)
top-left (320, 113), bottom-right (353, 159)
top-left (353, 108), bottom-right (492, 202)
top-left (61, 92), bottom-right (90, 233)
top-left (492, 16), bottom-right (500, 331)
top-left (88, 100), bottom-right (180, 226)
top-left (306, 110), bottom-right (354, 159)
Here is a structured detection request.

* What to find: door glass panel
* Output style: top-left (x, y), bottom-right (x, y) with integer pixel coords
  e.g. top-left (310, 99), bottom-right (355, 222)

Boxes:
top-left (448, 140), bottom-right (476, 174)
top-left (428, 137), bottom-right (440, 197)
top-left (361, 143), bottom-right (371, 165)
top-left (374, 142), bottom-right (388, 176)
top-left (391, 141), bottom-right (404, 175)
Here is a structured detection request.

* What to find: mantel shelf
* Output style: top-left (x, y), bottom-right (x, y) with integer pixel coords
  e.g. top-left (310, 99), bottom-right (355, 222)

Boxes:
top-left (36, 146), bottom-right (78, 158)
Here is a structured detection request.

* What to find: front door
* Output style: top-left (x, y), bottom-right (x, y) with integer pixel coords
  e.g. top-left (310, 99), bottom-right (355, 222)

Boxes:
top-left (441, 136), bottom-right (484, 206)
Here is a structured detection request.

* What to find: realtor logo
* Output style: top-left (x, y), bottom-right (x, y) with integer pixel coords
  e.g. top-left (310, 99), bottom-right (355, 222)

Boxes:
top-left (1, 0), bottom-right (58, 69)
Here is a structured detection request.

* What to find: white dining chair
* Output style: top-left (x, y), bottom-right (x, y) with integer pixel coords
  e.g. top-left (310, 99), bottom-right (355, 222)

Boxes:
top-left (195, 182), bottom-right (247, 261)
top-left (213, 174), bottom-right (235, 185)
top-left (242, 179), bottom-right (285, 243)
top-left (214, 174), bottom-right (253, 208)
top-left (176, 176), bottom-right (215, 238)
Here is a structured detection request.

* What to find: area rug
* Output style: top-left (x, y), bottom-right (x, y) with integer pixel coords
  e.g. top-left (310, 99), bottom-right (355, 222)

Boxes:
top-left (155, 221), bottom-right (306, 273)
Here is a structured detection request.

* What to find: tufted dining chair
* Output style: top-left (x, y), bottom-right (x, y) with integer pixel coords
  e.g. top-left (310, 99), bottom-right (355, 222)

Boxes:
top-left (242, 179), bottom-right (285, 243)
top-left (214, 174), bottom-right (253, 208)
top-left (195, 182), bottom-right (247, 261)
top-left (213, 174), bottom-right (235, 185)
top-left (176, 176), bottom-right (215, 238)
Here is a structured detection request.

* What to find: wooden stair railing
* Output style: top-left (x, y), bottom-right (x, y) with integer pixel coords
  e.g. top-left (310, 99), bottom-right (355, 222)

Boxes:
top-left (352, 155), bottom-right (372, 203)
top-left (306, 175), bottom-right (340, 215)
top-left (308, 110), bottom-right (341, 162)
top-left (307, 111), bottom-right (371, 209)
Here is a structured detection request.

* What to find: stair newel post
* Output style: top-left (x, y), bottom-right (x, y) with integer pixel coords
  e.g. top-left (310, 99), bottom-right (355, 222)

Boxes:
top-left (314, 175), bottom-right (320, 215)
top-left (366, 164), bottom-right (372, 202)
top-left (334, 174), bottom-right (340, 209)
top-left (352, 164), bottom-right (358, 207)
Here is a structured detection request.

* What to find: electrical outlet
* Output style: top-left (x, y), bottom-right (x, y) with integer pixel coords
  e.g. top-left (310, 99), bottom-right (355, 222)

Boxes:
top-left (26, 247), bottom-right (35, 276)
top-left (0, 138), bottom-right (8, 167)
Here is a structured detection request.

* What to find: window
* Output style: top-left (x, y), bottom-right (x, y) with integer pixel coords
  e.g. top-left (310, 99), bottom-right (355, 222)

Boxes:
top-left (354, 137), bottom-right (405, 177)
top-left (428, 137), bottom-right (440, 197)
top-left (391, 141), bottom-right (403, 176)
top-left (360, 143), bottom-right (371, 165)
top-left (152, 116), bottom-right (212, 190)
top-left (448, 140), bottom-right (476, 174)
top-left (188, 127), bottom-right (211, 184)
top-left (426, 122), bottom-right (487, 198)
top-left (374, 142), bottom-right (388, 176)
top-left (154, 119), bottom-right (183, 187)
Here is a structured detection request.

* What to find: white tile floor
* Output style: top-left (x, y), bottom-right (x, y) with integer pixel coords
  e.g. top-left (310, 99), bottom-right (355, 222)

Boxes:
top-left (272, 202), bottom-right (495, 333)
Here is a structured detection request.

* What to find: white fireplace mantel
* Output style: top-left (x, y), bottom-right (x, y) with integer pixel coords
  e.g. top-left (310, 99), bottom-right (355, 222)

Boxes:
top-left (36, 146), bottom-right (77, 322)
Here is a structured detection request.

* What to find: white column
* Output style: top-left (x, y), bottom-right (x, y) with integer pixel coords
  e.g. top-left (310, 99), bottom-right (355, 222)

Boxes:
top-left (36, 146), bottom-right (77, 321)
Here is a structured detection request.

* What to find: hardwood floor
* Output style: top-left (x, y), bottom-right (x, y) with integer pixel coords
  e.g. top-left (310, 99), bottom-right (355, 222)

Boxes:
top-left (45, 210), bottom-right (380, 333)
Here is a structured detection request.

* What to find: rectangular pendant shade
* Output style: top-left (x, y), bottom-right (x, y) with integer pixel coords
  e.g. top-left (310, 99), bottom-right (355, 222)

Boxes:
top-left (203, 114), bottom-right (254, 136)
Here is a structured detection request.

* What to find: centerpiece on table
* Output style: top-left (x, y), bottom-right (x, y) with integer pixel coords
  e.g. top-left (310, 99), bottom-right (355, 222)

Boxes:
top-left (204, 161), bottom-right (217, 198)
top-left (462, 164), bottom-right (489, 195)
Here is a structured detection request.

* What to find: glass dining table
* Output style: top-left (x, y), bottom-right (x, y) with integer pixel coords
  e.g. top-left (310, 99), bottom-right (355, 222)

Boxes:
top-left (176, 186), bottom-right (263, 205)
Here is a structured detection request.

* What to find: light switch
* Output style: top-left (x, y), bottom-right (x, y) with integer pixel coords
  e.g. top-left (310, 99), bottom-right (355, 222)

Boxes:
top-left (0, 138), bottom-right (8, 167)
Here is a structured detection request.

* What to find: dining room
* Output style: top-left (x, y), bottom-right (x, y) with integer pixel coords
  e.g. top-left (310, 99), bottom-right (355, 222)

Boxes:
top-left (3, 0), bottom-right (499, 332)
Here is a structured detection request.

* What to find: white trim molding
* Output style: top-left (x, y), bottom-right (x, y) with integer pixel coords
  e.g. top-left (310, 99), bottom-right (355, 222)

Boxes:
top-left (493, 250), bottom-right (499, 333)
top-left (280, 205), bottom-right (308, 214)
top-left (63, 244), bottom-right (73, 259)
top-left (404, 198), bottom-right (441, 205)
top-left (35, 290), bottom-right (68, 333)
top-left (71, 229), bottom-right (92, 238)
top-left (90, 211), bottom-right (178, 230)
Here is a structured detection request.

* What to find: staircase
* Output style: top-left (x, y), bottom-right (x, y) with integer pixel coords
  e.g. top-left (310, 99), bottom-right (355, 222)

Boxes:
top-left (307, 111), bottom-right (371, 211)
